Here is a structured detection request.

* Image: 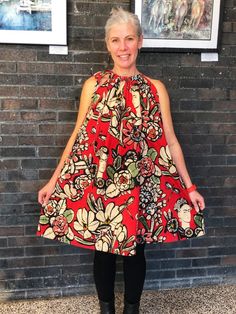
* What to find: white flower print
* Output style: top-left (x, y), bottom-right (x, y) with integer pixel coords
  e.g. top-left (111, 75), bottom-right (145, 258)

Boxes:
top-left (42, 199), bottom-right (75, 242)
top-left (96, 202), bottom-right (123, 231)
top-left (146, 121), bottom-right (162, 141)
top-left (106, 170), bottom-right (132, 198)
top-left (59, 158), bottom-right (77, 180)
top-left (96, 82), bottom-right (125, 115)
top-left (74, 174), bottom-right (92, 190)
top-left (78, 125), bottom-right (89, 142)
top-left (74, 208), bottom-right (99, 239)
top-left (44, 199), bottom-right (66, 217)
top-left (114, 224), bottom-right (127, 242)
top-left (95, 234), bottom-right (111, 252)
top-left (60, 157), bottom-right (90, 181)
top-left (159, 146), bottom-right (177, 174)
top-left (114, 170), bottom-right (132, 191)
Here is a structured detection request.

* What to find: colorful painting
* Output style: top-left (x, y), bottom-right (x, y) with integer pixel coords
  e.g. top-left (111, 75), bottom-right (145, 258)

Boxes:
top-left (0, 0), bottom-right (52, 31)
top-left (134, 0), bottom-right (222, 50)
top-left (0, 0), bottom-right (66, 45)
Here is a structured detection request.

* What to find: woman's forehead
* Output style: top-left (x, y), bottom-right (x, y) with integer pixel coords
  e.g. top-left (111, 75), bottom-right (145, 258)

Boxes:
top-left (181, 204), bottom-right (191, 211)
top-left (108, 22), bottom-right (137, 36)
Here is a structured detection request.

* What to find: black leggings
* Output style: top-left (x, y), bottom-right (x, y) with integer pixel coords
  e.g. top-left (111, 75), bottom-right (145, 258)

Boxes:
top-left (93, 244), bottom-right (146, 304)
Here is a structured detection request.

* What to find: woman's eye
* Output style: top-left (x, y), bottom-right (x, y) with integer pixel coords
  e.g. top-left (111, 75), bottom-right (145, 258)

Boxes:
top-left (128, 37), bottom-right (134, 41)
top-left (112, 39), bottom-right (118, 43)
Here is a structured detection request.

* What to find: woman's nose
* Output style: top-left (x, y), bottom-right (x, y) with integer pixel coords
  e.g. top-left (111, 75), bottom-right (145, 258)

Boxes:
top-left (119, 40), bottom-right (127, 50)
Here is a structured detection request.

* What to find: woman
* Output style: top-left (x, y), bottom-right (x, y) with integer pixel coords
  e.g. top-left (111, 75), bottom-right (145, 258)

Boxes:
top-left (37, 7), bottom-right (205, 314)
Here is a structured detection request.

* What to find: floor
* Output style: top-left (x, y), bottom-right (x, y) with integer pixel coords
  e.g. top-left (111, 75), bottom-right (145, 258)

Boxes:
top-left (0, 285), bottom-right (235, 314)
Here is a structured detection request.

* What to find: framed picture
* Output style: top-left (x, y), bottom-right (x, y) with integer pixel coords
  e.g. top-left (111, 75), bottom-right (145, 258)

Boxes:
top-left (0, 0), bottom-right (67, 45)
top-left (132, 0), bottom-right (222, 51)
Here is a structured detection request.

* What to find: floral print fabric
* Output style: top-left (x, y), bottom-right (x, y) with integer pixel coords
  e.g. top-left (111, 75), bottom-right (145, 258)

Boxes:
top-left (37, 70), bottom-right (205, 256)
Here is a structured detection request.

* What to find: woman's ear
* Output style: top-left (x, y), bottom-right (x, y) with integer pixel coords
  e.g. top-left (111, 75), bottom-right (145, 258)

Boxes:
top-left (105, 38), bottom-right (110, 53)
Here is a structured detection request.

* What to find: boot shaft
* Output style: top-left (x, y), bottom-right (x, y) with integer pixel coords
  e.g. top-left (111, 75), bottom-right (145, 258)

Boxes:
top-left (99, 300), bottom-right (115, 314)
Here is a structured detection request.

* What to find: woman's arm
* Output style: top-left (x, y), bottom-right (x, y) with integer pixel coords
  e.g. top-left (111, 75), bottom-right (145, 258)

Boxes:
top-left (38, 76), bottom-right (96, 206)
top-left (152, 79), bottom-right (205, 211)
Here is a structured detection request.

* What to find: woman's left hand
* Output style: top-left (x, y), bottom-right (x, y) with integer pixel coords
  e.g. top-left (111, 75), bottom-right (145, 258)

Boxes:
top-left (189, 190), bottom-right (205, 212)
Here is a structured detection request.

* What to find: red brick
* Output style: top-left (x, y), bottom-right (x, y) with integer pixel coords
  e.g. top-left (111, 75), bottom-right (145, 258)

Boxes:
top-left (38, 147), bottom-right (64, 157)
top-left (2, 99), bottom-right (38, 110)
top-left (230, 90), bottom-right (236, 99)
top-left (56, 124), bottom-right (74, 134)
top-left (19, 86), bottom-right (58, 98)
top-left (0, 112), bottom-right (20, 121)
top-left (0, 136), bottom-right (18, 146)
top-left (18, 62), bottom-right (55, 74)
top-left (0, 160), bottom-right (19, 170)
top-left (38, 124), bottom-right (57, 134)
top-left (198, 88), bottom-right (227, 100)
top-left (0, 49), bottom-right (36, 61)
top-left (0, 226), bottom-right (24, 236)
top-left (0, 62), bottom-right (17, 73)
top-left (1, 124), bottom-right (37, 135)
top-left (223, 22), bottom-right (233, 32)
top-left (19, 180), bottom-right (42, 193)
top-left (20, 111), bottom-right (56, 122)
top-left (0, 86), bottom-right (19, 97)
top-left (39, 99), bottom-right (75, 110)
top-left (221, 256), bottom-right (236, 265)
top-left (18, 136), bottom-right (55, 146)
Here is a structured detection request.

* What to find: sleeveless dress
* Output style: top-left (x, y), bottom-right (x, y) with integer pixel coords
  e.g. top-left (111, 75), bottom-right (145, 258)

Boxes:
top-left (36, 70), bottom-right (205, 256)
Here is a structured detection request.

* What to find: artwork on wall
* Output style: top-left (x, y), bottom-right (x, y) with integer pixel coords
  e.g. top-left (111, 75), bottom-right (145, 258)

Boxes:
top-left (0, 0), bottom-right (67, 45)
top-left (133, 0), bottom-right (222, 51)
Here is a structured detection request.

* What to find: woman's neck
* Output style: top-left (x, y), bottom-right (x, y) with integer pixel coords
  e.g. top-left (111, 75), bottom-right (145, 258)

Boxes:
top-left (112, 66), bottom-right (139, 77)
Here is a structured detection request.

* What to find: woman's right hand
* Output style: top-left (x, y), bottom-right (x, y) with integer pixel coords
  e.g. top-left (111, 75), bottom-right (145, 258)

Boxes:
top-left (38, 180), bottom-right (56, 207)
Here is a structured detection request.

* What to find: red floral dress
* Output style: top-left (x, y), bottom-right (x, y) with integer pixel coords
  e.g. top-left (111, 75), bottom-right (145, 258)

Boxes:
top-left (37, 70), bottom-right (205, 256)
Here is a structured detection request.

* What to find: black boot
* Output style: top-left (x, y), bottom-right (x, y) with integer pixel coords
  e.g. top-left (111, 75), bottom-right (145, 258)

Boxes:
top-left (99, 299), bottom-right (115, 314)
top-left (123, 300), bottom-right (140, 314)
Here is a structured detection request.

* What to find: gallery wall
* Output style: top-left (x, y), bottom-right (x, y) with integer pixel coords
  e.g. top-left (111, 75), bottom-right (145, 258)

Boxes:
top-left (0, 0), bottom-right (235, 300)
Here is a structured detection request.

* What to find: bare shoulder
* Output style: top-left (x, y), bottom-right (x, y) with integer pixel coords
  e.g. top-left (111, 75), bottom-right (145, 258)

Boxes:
top-left (82, 75), bottom-right (97, 93)
top-left (78, 76), bottom-right (97, 109)
top-left (146, 76), bottom-right (168, 95)
top-left (75, 76), bottom-right (97, 127)
top-left (145, 76), bottom-right (170, 106)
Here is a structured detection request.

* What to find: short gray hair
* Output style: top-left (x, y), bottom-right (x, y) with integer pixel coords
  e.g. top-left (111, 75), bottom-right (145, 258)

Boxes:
top-left (105, 7), bottom-right (142, 41)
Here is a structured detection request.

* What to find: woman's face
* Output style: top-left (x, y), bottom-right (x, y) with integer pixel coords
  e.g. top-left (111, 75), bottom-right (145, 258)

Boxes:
top-left (106, 22), bottom-right (143, 74)
top-left (178, 204), bottom-right (191, 224)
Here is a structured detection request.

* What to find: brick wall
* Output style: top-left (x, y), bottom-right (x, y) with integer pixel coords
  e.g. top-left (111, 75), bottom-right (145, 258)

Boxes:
top-left (0, 0), bottom-right (235, 300)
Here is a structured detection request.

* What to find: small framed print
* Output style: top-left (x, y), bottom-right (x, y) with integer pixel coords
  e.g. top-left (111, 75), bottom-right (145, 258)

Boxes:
top-left (0, 0), bottom-right (67, 45)
top-left (132, 0), bottom-right (222, 51)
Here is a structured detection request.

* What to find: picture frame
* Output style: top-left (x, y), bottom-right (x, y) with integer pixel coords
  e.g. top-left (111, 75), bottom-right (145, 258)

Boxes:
top-left (0, 0), bottom-right (67, 45)
top-left (132, 0), bottom-right (222, 51)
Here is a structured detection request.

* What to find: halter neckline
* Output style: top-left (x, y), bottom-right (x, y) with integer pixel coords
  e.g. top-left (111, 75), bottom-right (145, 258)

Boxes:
top-left (107, 69), bottom-right (143, 81)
